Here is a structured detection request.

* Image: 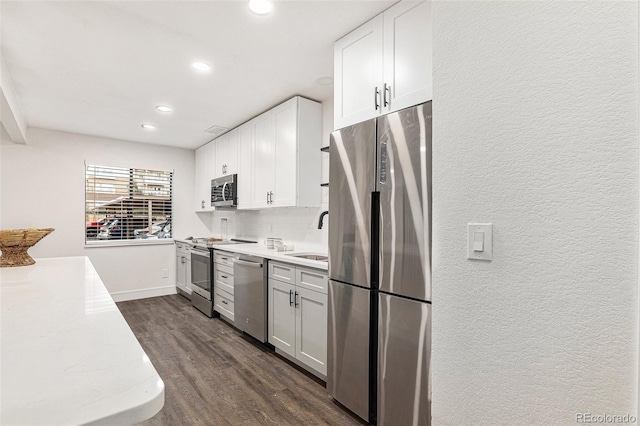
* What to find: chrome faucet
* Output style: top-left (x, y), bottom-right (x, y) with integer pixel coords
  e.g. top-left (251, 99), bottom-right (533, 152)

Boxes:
top-left (318, 211), bottom-right (329, 229)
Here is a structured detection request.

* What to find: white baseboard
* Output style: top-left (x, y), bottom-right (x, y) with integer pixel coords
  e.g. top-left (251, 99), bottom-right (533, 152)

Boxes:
top-left (111, 285), bottom-right (177, 302)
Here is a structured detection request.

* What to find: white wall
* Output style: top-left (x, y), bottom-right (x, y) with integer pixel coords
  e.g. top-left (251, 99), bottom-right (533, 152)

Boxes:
top-left (0, 128), bottom-right (210, 300)
top-left (431, 2), bottom-right (638, 424)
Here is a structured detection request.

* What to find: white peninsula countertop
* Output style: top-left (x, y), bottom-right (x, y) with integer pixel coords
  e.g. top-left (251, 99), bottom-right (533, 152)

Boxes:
top-left (0, 256), bottom-right (164, 425)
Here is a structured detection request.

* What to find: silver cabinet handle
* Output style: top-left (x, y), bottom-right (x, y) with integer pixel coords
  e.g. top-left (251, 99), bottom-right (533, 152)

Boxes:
top-left (201, 200), bottom-right (205, 209)
top-left (266, 191), bottom-right (269, 204)
top-left (181, 257), bottom-right (185, 264)
top-left (269, 191), bottom-right (274, 204)
top-left (294, 291), bottom-right (299, 308)
top-left (221, 275), bottom-right (228, 279)
top-left (222, 300), bottom-right (228, 305)
top-left (289, 290), bottom-right (293, 306)
top-left (374, 86), bottom-right (381, 110)
top-left (383, 83), bottom-right (390, 107)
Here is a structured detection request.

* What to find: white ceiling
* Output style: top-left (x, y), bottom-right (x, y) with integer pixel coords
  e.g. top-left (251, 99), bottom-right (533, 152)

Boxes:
top-left (0, 0), bottom-right (393, 149)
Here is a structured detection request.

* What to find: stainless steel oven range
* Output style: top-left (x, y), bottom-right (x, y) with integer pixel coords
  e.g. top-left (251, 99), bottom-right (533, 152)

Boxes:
top-left (190, 246), bottom-right (212, 317)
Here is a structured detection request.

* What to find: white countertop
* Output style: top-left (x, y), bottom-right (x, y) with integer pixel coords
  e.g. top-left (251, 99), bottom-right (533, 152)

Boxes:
top-left (0, 257), bottom-right (164, 426)
top-left (176, 239), bottom-right (329, 271)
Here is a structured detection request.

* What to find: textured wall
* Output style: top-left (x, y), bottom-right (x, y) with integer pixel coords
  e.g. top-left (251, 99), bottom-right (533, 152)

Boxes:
top-left (431, 2), bottom-right (638, 424)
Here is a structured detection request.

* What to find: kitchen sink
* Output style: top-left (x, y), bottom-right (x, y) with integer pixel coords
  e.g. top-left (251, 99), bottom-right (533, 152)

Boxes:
top-left (285, 253), bottom-right (328, 262)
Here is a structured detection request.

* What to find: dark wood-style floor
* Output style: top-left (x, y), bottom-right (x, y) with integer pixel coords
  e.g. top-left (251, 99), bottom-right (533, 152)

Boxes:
top-left (117, 294), bottom-right (365, 426)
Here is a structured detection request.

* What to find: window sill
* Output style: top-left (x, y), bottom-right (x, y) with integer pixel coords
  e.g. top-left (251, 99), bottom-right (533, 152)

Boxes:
top-left (84, 239), bottom-right (176, 248)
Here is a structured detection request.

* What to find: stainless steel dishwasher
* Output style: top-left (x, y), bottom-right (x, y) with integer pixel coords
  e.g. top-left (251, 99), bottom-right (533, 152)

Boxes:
top-left (233, 254), bottom-right (267, 342)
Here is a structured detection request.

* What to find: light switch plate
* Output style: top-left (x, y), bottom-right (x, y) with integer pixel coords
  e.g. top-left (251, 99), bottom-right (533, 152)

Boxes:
top-left (468, 223), bottom-right (492, 261)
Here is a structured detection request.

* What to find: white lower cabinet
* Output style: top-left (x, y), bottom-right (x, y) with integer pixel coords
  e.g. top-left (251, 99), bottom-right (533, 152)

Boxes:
top-left (175, 242), bottom-right (192, 295)
top-left (268, 261), bottom-right (328, 376)
top-left (213, 250), bottom-right (235, 323)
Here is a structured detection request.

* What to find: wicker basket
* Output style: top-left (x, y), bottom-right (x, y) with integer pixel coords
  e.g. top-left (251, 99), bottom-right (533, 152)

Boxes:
top-left (0, 228), bottom-right (54, 267)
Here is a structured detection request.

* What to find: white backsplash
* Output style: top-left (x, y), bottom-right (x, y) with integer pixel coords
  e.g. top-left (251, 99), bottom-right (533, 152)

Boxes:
top-left (209, 206), bottom-right (329, 247)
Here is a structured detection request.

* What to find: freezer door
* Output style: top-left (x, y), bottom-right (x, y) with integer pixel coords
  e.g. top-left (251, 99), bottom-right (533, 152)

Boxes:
top-left (378, 293), bottom-right (431, 426)
top-left (377, 102), bottom-right (432, 301)
top-left (329, 120), bottom-right (376, 288)
top-left (327, 280), bottom-right (371, 422)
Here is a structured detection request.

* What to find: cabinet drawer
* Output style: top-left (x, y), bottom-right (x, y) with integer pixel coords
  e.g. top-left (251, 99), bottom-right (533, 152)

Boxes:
top-left (214, 251), bottom-right (235, 267)
top-left (269, 261), bottom-right (295, 283)
top-left (214, 288), bottom-right (234, 321)
top-left (215, 267), bottom-right (234, 294)
top-left (296, 268), bottom-right (328, 294)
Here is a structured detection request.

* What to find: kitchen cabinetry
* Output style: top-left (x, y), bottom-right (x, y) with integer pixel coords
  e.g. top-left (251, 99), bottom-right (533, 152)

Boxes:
top-left (268, 261), bottom-right (327, 376)
top-left (334, 0), bottom-right (432, 130)
top-left (175, 242), bottom-right (192, 295)
top-left (250, 96), bottom-right (322, 209)
top-left (237, 121), bottom-right (254, 209)
top-left (213, 250), bottom-right (235, 323)
top-left (214, 129), bottom-right (238, 178)
top-left (195, 143), bottom-right (215, 212)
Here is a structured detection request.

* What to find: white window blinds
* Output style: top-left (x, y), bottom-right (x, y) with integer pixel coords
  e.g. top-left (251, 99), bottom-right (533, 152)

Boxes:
top-left (85, 164), bottom-right (173, 243)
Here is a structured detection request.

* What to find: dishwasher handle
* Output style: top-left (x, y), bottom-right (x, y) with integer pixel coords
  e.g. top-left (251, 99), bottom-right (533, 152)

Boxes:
top-left (233, 259), bottom-right (263, 268)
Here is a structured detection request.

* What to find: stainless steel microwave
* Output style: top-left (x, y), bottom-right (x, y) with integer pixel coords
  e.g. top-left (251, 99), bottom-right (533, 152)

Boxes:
top-left (211, 174), bottom-right (237, 207)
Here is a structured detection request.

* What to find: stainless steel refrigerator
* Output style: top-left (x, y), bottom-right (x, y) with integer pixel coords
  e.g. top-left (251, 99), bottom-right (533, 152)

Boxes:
top-left (327, 102), bottom-right (432, 425)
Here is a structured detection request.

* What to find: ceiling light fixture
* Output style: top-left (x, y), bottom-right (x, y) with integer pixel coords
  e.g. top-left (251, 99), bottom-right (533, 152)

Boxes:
top-left (191, 62), bottom-right (211, 72)
top-left (248, 0), bottom-right (273, 15)
top-left (155, 105), bottom-right (172, 113)
top-left (141, 124), bottom-right (156, 130)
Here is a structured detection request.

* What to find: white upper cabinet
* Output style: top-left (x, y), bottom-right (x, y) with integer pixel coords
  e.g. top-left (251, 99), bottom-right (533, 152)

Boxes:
top-left (237, 121), bottom-right (254, 209)
top-left (383, 1), bottom-right (432, 113)
top-left (334, 15), bottom-right (384, 129)
top-left (334, 0), bottom-right (432, 130)
top-left (195, 96), bottom-right (321, 211)
top-left (195, 143), bottom-right (215, 212)
top-left (214, 129), bottom-right (239, 178)
top-left (251, 110), bottom-right (275, 209)
top-left (250, 96), bottom-right (321, 209)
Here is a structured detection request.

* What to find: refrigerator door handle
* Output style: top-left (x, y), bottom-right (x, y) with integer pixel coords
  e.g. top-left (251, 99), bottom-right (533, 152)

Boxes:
top-left (379, 140), bottom-right (388, 184)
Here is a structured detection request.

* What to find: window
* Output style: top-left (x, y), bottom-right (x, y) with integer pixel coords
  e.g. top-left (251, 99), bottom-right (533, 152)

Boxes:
top-left (85, 164), bottom-right (173, 244)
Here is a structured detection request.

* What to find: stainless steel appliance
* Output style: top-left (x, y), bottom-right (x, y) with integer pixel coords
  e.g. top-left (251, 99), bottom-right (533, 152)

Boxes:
top-left (327, 102), bottom-right (432, 425)
top-left (211, 174), bottom-right (238, 207)
top-left (233, 254), bottom-right (267, 342)
top-left (191, 246), bottom-right (213, 317)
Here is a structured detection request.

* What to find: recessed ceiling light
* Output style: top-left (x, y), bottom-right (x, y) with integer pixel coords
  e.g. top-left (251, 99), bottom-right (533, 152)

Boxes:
top-left (141, 124), bottom-right (156, 130)
top-left (316, 77), bottom-right (334, 86)
top-left (191, 62), bottom-right (211, 72)
top-left (156, 105), bottom-right (172, 113)
top-left (248, 0), bottom-right (273, 15)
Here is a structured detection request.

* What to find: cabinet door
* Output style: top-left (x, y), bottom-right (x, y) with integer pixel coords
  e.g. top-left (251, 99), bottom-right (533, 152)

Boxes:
top-left (334, 14), bottom-right (384, 130)
top-left (176, 254), bottom-right (186, 291)
top-left (215, 134), bottom-right (228, 178)
top-left (272, 98), bottom-right (298, 207)
top-left (195, 145), bottom-right (209, 211)
top-left (237, 121), bottom-right (254, 209)
top-left (226, 128), bottom-right (239, 175)
top-left (383, 0), bottom-right (432, 113)
top-left (295, 287), bottom-right (328, 375)
top-left (268, 279), bottom-right (296, 357)
top-left (252, 110), bottom-right (275, 208)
